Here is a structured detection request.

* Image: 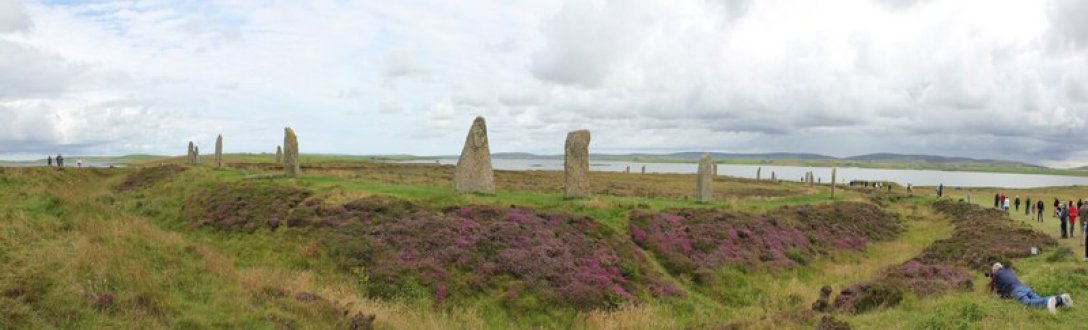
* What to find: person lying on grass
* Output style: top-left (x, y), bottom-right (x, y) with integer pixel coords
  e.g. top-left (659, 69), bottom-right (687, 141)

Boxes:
top-left (988, 262), bottom-right (1072, 314)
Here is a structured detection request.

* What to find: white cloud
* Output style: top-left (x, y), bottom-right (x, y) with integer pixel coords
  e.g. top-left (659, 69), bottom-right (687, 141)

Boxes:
top-left (0, 0), bottom-right (1085, 165)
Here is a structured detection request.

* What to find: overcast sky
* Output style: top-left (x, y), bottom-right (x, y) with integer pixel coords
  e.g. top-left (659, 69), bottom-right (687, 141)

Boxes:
top-left (1, 0), bottom-right (1087, 166)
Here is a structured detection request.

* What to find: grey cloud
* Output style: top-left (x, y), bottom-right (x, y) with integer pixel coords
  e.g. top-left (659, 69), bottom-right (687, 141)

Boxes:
top-left (0, 41), bottom-right (87, 100)
top-left (1048, 0), bottom-right (1088, 49)
top-left (530, 0), bottom-right (653, 88)
top-left (0, 0), bottom-right (32, 33)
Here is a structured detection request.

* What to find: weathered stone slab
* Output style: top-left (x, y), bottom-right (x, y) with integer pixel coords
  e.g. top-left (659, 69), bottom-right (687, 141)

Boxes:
top-left (283, 127), bottom-right (300, 177)
top-left (695, 153), bottom-right (713, 202)
top-left (453, 117), bottom-right (495, 194)
top-left (563, 130), bottom-right (591, 198)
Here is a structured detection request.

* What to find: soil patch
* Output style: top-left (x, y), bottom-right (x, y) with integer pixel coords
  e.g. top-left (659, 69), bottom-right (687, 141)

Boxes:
top-left (116, 165), bottom-right (187, 192)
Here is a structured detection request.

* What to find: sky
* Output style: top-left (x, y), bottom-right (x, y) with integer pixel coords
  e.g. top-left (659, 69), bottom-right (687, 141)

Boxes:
top-left (1, 0), bottom-right (1087, 166)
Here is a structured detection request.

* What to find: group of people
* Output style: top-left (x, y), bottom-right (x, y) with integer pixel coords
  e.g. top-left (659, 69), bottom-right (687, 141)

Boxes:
top-left (1052, 198), bottom-right (1088, 240)
top-left (45, 154), bottom-right (82, 168)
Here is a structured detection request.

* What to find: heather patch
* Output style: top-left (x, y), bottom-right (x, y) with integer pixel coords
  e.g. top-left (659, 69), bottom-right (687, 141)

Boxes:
top-left (116, 165), bottom-right (187, 192)
top-left (183, 182), bottom-right (311, 232)
top-left (628, 202), bottom-right (901, 275)
top-left (325, 203), bottom-right (682, 310)
top-left (923, 200), bottom-right (1056, 270)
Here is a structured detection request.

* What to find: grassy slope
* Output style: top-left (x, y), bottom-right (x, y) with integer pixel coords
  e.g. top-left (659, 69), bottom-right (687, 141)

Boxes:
top-left (1, 164), bottom-right (1083, 328)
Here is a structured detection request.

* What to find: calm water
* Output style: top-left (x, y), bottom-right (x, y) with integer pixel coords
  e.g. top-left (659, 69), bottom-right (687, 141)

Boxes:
top-left (403, 158), bottom-right (1088, 189)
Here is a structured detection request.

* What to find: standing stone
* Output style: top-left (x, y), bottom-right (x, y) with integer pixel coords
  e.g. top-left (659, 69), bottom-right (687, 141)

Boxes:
top-left (757, 167), bottom-right (762, 180)
top-left (641, 165), bottom-right (646, 174)
top-left (563, 130), bottom-right (591, 198)
top-left (187, 141), bottom-right (195, 165)
top-left (283, 127), bottom-right (300, 177)
top-left (625, 166), bottom-right (630, 174)
top-left (771, 171), bottom-right (776, 181)
top-left (453, 117), bottom-right (494, 194)
top-left (194, 146), bottom-right (200, 165)
top-left (214, 135), bottom-right (223, 168)
top-left (713, 164), bottom-right (719, 176)
top-left (275, 146), bottom-right (283, 164)
top-left (830, 168), bottom-right (837, 198)
top-left (695, 153), bottom-right (714, 202)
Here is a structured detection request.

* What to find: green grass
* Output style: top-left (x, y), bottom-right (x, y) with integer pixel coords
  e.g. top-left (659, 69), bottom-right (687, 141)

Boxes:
top-left (2, 164), bottom-right (1085, 329)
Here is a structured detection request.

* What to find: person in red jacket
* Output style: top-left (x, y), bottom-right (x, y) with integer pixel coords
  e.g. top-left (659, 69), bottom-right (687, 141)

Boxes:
top-left (1071, 202), bottom-right (1079, 239)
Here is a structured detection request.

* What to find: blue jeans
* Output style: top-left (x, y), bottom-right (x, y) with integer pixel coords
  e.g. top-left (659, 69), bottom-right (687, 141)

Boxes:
top-left (1012, 285), bottom-right (1054, 308)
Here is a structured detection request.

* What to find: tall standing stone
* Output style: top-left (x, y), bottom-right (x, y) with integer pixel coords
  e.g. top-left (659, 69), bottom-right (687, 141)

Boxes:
top-left (757, 167), bottom-right (762, 180)
top-left (194, 146), bottom-right (200, 165)
top-left (641, 165), bottom-right (646, 174)
top-left (830, 168), bottom-right (837, 198)
top-left (214, 135), bottom-right (223, 168)
top-left (275, 146), bottom-right (283, 164)
top-left (625, 166), bottom-right (630, 174)
top-left (563, 130), bottom-right (591, 198)
top-left (695, 154), bottom-right (714, 202)
top-left (187, 141), bottom-right (195, 165)
top-left (283, 127), bottom-right (300, 177)
top-left (453, 117), bottom-right (494, 194)
top-left (771, 171), bottom-right (776, 181)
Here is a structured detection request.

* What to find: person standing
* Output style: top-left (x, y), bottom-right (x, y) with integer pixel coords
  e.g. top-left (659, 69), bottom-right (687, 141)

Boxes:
top-left (77, 158), bottom-right (83, 168)
top-left (1015, 196), bottom-right (1021, 212)
top-left (1071, 202), bottom-right (1079, 238)
top-left (1060, 204), bottom-right (1069, 239)
top-left (1079, 204), bottom-right (1088, 241)
top-left (1004, 197), bottom-right (1011, 213)
top-left (1038, 200), bottom-right (1046, 222)
top-left (995, 193), bottom-right (1000, 208)
top-left (47, 156), bottom-right (53, 167)
top-left (56, 154), bottom-right (64, 168)
top-left (1026, 197), bottom-right (1032, 216)
top-left (1055, 199), bottom-right (1061, 219)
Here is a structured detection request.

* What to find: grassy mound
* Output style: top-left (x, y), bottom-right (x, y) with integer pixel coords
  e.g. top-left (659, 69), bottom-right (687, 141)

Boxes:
top-left (628, 202), bottom-right (901, 276)
top-left (924, 200), bottom-right (1056, 269)
top-left (326, 201), bottom-right (682, 309)
top-left (182, 182), bottom-right (311, 231)
top-left (181, 181), bottom-right (682, 311)
top-left (115, 165), bottom-right (187, 192)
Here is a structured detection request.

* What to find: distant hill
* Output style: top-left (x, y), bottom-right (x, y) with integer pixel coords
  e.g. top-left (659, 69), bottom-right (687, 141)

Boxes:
top-left (845, 153), bottom-right (1044, 169)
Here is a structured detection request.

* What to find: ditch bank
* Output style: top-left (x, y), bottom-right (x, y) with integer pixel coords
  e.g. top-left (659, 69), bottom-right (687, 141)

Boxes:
top-left (824, 200), bottom-right (1057, 316)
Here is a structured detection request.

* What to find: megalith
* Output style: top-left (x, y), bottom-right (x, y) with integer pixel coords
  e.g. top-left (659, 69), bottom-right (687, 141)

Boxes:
top-left (275, 146), bottom-right (283, 164)
top-left (214, 134), bottom-right (223, 168)
top-left (453, 117), bottom-right (495, 194)
top-left (757, 167), bottom-right (762, 180)
top-left (695, 153), bottom-right (714, 202)
top-left (283, 127), bottom-right (300, 177)
top-left (194, 146), bottom-right (200, 164)
top-left (830, 168), bottom-right (838, 198)
top-left (563, 129), bottom-right (591, 198)
top-left (187, 141), bottom-right (195, 165)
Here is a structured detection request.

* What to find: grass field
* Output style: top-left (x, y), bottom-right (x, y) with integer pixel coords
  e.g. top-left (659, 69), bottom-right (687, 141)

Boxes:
top-left (0, 161), bottom-right (1083, 329)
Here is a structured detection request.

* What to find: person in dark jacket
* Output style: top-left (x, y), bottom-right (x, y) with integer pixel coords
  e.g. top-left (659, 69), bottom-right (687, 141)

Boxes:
top-left (995, 193), bottom-right (1000, 208)
top-left (1026, 197), bottom-right (1032, 216)
top-left (989, 263), bottom-right (1071, 314)
top-left (1014, 196), bottom-right (1021, 212)
top-left (1060, 204), bottom-right (1069, 239)
top-left (1037, 200), bottom-right (1045, 222)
